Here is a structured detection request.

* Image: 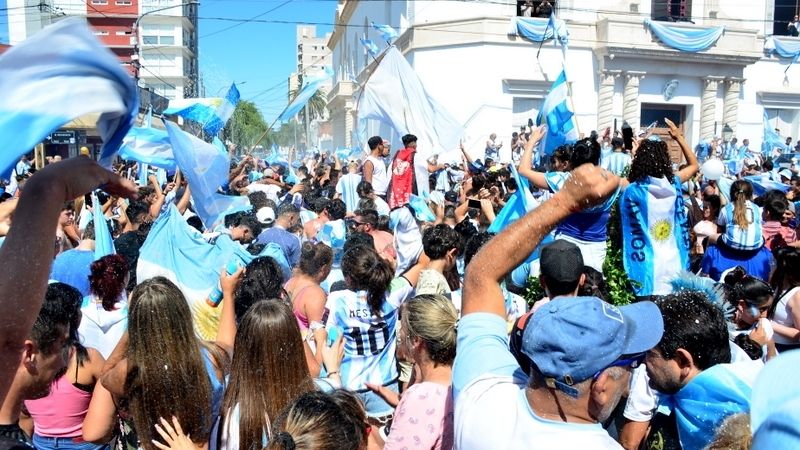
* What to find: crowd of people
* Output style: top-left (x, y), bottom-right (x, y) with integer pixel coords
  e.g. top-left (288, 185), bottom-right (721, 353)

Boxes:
top-left (2, 117), bottom-right (800, 450)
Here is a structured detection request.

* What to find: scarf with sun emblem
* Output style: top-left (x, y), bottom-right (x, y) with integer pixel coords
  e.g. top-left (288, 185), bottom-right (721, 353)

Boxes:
top-left (620, 175), bottom-right (690, 296)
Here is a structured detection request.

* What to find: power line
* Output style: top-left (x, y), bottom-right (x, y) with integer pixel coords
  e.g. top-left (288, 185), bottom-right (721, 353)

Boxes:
top-left (199, 0), bottom-right (292, 39)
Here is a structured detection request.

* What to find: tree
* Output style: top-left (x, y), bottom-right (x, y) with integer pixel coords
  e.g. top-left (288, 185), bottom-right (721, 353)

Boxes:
top-left (223, 100), bottom-right (269, 153)
top-left (288, 87), bottom-right (328, 150)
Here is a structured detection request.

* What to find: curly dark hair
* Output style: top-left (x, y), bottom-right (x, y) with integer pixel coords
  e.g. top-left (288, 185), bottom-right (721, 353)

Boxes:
top-left (628, 139), bottom-right (675, 183)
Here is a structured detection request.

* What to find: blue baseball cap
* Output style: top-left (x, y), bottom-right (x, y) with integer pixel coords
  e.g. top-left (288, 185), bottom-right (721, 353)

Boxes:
top-left (522, 297), bottom-right (664, 397)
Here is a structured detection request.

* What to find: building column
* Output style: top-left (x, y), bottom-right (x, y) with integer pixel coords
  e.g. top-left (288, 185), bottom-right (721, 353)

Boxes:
top-left (700, 76), bottom-right (723, 140)
top-left (597, 70), bottom-right (621, 131)
top-left (722, 78), bottom-right (743, 135)
top-left (623, 71), bottom-right (646, 129)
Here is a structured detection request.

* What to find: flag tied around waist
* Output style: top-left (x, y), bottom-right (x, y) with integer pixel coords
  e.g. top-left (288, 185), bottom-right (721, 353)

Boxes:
top-left (0, 18), bottom-right (138, 177)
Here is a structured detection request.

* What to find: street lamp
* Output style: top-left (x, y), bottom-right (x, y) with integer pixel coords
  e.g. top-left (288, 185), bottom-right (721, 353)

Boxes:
top-left (722, 123), bottom-right (733, 142)
top-left (131, 1), bottom-right (200, 86)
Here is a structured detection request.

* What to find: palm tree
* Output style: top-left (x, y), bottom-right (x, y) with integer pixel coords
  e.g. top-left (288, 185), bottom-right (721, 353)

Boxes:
top-left (288, 87), bottom-right (328, 150)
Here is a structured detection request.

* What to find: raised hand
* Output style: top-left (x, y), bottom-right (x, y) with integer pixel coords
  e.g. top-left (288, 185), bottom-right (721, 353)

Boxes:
top-left (559, 164), bottom-right (620, 211)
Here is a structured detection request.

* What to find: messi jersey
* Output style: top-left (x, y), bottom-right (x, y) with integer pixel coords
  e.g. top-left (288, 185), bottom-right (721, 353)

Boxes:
top-left (325, 278), bottom-right (414, 391)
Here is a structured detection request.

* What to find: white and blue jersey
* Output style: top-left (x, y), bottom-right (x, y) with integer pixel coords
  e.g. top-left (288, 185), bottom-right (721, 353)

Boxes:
top-left (718, 201), bottom-right (763, 251)
top-left (336, 173), bottom-right (363, 213)
top-left (545, 171), bottom-right (619, 242)
top-left (602, 152), bottom-right (632, 177)
top-left (325, 278), bottom-right (414, 391)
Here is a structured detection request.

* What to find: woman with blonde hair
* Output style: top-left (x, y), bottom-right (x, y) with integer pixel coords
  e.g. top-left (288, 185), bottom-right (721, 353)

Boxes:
top-left (368, 294), bottom-right (457, 450)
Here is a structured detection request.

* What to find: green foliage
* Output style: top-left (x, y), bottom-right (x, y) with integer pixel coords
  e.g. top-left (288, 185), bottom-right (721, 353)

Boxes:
top-left (603, 195), bottom-right (638, 306)
top-left (223, 100), bottom-right (269, 152)
top-left (523, 275), bottom-right (545, 308)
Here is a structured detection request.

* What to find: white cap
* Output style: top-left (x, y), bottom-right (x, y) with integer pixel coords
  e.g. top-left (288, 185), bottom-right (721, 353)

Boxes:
top-left (779, 169), bottom-right (793, 180)
top-left (263, 168), bottom-right (274, 177)
top-left (256, 207), bottom-right (275, 225)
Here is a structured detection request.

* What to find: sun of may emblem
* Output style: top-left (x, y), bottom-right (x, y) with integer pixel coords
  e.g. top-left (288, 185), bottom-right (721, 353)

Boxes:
top-left (650, 219), bottom-right (672, 242)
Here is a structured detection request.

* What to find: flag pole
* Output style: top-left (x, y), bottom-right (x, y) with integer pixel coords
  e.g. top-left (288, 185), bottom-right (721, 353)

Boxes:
top-left (536, 20), bottom-right (550, 60)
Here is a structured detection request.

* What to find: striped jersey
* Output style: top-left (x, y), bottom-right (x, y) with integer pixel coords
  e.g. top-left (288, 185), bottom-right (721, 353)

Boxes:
top-left (718, 201), bottom-right (764, 251)
top-left (602, 151), bottom-right (632, 176)
top-left (325, 277), bottom-right (414, 391)
top-left (336, 173), bottom-right (363, 213)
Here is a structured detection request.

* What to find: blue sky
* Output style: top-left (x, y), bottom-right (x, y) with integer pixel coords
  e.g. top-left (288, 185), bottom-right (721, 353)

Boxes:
top-left (0, 0), bottom-right (336, 123)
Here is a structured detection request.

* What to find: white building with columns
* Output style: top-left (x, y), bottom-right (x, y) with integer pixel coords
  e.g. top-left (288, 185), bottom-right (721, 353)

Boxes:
top-left (326, 0), bottom-right (800, 161)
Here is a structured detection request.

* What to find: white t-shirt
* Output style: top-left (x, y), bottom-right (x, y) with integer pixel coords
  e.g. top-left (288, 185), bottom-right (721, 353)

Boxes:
top-left (246, 183), bottom-right (281, 202)
top-left (365, 155), bottom-right (389, 196)
top-left (772, 286), bottom-right (800, 345)
top-left (453, 313), bottom-right (623, 449)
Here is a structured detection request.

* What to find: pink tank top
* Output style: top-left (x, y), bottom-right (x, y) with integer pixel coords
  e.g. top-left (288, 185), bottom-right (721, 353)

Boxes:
top-left (24, 373), bottom-right (92, 437)
top-left (287, 284), bottom-right (312, 330)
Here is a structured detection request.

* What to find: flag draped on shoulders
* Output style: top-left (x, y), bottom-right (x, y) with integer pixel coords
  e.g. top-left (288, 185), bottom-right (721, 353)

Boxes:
top-left (0, 18), bottom-right (138, 176)
top-left (137, 205), bottom-right (255, 340)
top-left (164, 121), bottom-right (250, 229)
top-left (620, 176), bottom-right (690, 297)
top-left (536, 70), bottom-right (578, 155)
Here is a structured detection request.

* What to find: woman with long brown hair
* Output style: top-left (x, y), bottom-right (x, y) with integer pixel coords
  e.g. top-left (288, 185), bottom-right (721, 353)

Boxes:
top-left (100, 277), bottom-right (228, 450)
top-left (285, 241), bottom-right (332, 360)
top-left (325, 244), bottom-right (425, 422)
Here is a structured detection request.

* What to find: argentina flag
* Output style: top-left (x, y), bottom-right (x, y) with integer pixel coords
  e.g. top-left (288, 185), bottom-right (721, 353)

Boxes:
top-left (92, 192), bottom-right (115, 260)
top-left (537, 70), bottom-right (578, 155)
top-left (0, 18), bottom-right (137, 177)
top-left (164, 121), bottom-right (250, 229)
top-left (118, 126), bottom-right (176, 170)
top-left (137, 205), bottom-right (289, 340)
top-left (162, 83), bottom-right (238, 137)
top-left (360, 38), bottom-right (381, 57)
top-left (620, 176), bottom-right (690, 297)
top-left (279, 67), bottom-right (334, 122)
top-left (371, 22), bottom-right (399, 43)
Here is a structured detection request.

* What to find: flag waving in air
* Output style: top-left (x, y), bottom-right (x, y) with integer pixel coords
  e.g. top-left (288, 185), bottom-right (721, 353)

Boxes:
top-left (0, 18), bottom-right (138, 177)
top-left (536, 69), bottom-right (578, 155)
top-left (371, 22), bottom-right (399, 43)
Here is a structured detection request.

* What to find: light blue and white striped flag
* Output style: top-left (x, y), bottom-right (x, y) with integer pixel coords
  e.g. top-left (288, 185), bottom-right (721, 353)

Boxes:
top-left (371, 22), bottom-right (399, 43)
top-left (360, 38), bottom-right (381, 57)
top-left (92, 192), bottom-right (115, 260)
top-left (204, 83), bottom-right (240, 137)
top-left (164, 121), bottom-right (250, 229)
top-left (119, 126), bottom-right (176, 170)
top-left (278, 68), bottom-right (334, 122)
top-left (163, 84), bottom-right (239, 137)
top-left (0, 18), bottom-right (137, 177)
top-left (620, 176), bottom-right (690, 297)
top-left (536, 69), bottom-right (578, 156)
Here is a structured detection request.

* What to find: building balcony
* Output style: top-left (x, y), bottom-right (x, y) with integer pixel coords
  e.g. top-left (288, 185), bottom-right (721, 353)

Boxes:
top-left (594, 17), bottom-right (763, 66)
top-left (327, 80), bottom-right (356, 108)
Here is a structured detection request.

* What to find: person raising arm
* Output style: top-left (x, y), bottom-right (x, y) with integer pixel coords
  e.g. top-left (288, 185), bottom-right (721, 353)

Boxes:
top-left (0, 157), bottom-right (136, 402)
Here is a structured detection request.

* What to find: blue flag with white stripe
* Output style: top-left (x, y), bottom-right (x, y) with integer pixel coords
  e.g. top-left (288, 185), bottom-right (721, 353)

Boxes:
top-left (164, 121), bottom-right (250, 229)
top-left (92, 192), bottom-right (115, 260)
top-left (371, 22), bottom-right (399, 43)
top-left (0, 18), bottom-right (138, 178)
top-left (620, 176), bottom-right (690, 297)
top-left (279, 68), bottom-right (334, 122)
top-left (119, 127), bottom-right (176, 170)
top-left (360, 38), bottom-right (381, 57)
top-left (536, 70), bottom-right (578, 155)
top-left (744, 174), bottom-right (790, 196)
